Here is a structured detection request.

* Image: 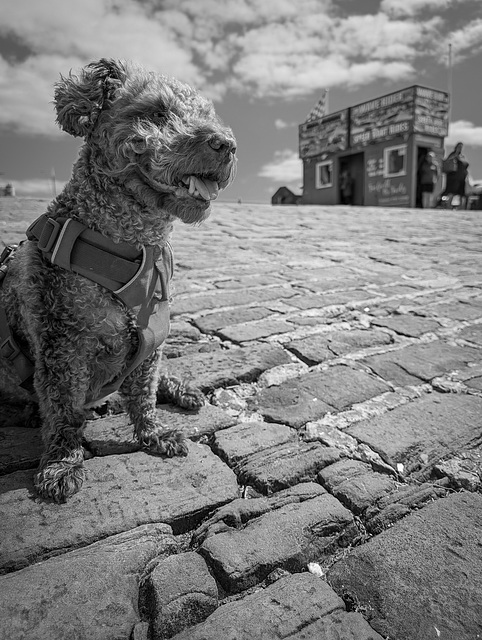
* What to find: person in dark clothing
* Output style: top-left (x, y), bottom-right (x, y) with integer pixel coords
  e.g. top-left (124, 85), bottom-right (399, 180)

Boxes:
top-left (416, 151), bottom-right (439, 208)
top-left (339, 169), bottom-right (354, 205)
top-left (441, 142), bottom-right (469, 209)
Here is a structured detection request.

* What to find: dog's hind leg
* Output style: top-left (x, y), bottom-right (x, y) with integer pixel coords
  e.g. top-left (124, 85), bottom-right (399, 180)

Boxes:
top-left (33, 357), bottom-right (89, 503)
top-left (120, 348), bottom-right (189, 457)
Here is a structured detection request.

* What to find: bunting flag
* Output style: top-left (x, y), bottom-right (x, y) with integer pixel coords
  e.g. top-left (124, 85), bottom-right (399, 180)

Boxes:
top-left (305, 90), bottom-right (328, 122)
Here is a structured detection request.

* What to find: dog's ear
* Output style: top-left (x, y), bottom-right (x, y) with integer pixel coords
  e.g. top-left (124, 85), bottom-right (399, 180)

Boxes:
top-left (54, 58), bottom-right (128, 138)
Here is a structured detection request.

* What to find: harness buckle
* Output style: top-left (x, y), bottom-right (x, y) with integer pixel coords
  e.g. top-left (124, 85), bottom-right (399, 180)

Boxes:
top-left (0, 335), bottom-right (21, 361)
top-left (37, 218), bottom-right (61, 253)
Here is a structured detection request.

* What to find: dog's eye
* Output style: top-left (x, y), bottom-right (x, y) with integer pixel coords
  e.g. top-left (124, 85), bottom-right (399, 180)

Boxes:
top-left (151, 110), bottom-right (166, 123)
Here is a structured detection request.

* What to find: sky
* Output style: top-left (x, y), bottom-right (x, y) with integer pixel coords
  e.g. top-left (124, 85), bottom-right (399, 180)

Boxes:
top-left (1, 0), bottom-right (482, 204)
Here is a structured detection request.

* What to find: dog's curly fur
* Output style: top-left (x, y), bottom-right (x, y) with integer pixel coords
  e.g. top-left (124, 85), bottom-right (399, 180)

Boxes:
top-left (0, 59), bottom-right (237, 502)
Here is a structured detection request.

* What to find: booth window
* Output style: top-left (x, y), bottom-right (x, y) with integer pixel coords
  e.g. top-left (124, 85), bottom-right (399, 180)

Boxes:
top-left (315, 161), bottom-right (333, 189)
top-left (383, 145), bottom-right (407, 178)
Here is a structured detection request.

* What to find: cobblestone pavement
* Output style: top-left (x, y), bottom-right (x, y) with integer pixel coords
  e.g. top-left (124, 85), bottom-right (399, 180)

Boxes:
top-left (1, 198), bottom-right (482, 640)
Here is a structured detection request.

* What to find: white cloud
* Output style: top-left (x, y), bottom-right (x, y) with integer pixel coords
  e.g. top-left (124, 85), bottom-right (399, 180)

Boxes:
top-left (259, 149), bottom-right (303, 187)
top-left (445, 120), bottom-right (482, 148)
top-left (275, 119), bottom-right (298, 129)
top-left (0, 0), bottom-right (480, 135)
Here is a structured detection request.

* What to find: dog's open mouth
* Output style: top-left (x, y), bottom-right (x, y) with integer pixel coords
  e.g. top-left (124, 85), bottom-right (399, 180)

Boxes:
top-left (179, 175), bottom-right (219, 201)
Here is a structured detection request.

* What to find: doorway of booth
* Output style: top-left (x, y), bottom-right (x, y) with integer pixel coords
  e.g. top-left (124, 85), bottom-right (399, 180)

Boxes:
top-left (339, 152), bottom-right (364, 205)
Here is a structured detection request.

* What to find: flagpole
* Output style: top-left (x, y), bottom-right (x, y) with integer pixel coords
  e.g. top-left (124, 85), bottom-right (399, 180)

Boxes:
top-left (325, 88), bottom-right (329, 115)
top-left (447, 43), bottom-right (453, 126)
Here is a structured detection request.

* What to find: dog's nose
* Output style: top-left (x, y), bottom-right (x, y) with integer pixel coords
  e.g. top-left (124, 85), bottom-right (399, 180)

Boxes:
top-left (208, 134), bottom-right (236, 155)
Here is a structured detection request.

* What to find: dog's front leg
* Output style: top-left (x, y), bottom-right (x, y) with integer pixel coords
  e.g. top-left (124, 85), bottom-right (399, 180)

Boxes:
top-left (34, 359), bottom-right (88, 503)
top-left (120, 348), bottom-right (188, 457)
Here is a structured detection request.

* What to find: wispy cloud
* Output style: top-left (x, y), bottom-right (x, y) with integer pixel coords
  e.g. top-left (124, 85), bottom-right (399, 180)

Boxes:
top-left (258, 149), bottom-right (302, 188)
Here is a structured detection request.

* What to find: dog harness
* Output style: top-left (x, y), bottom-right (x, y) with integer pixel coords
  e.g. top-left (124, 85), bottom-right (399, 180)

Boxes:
top-left (0, 213), bottom-right (173, 401)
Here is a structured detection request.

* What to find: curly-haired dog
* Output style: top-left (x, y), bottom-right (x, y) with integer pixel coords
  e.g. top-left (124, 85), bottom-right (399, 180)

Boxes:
top-left (0, 59), bottom-right (237, 502)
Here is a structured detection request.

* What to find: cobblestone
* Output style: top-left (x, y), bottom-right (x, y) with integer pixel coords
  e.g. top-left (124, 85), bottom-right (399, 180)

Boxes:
top-left (1, 199), bottom-right (482, 639)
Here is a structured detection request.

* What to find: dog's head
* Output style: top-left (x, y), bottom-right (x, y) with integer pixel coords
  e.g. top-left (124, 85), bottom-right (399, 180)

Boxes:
top-left (54, 58), bottom-right (237, 225)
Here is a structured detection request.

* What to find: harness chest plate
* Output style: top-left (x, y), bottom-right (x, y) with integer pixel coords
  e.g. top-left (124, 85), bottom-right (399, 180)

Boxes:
top-left (0, 214), bottom-right (173, 401)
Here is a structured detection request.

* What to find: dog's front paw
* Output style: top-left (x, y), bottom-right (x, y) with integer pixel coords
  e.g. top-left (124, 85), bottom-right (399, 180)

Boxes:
top-left (34, 460), bottom-right (85, 503)
top-left (138, 427), bottom-right (189, 457)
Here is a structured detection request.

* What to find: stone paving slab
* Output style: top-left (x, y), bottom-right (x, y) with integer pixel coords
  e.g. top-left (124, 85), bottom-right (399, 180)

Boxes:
top-left (200, 493), bottom-right (357, 593)
top-left (164, 343), bottom-right (292, 391)
top-left (144, 551), bottom-right (218, 639)
top-left (170, 573), bottom-right (384, 640)
top-left (235, 441), bottom-right (341, 495)
top-left (346, 393), bottom-right (482, 476)
top-left (250, 365), bottom-right (391, 427)
top-left (0, 523), bottom-right (177, 640)
top-left (370, 314), bottom-right (441, 337)
top-left (362, 341), bottom-right (481, 386)
top-left (212, 421), bottom-right (297, 465)
top-left (193, 307), bottom-right (272, 332)
top-left (286, 329), bottom-right (392, 365)
top-left (327, 492), bottom-right (482, 640)
top-left (84, 403), bottom-right (237, 455)
top-left (0, 442), bottom-right (238, 573)
top-left (318, 459), bottom-right (398, 515)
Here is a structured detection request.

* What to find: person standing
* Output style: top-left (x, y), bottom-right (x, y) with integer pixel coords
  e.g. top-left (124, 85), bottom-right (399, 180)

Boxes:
top-left (416, 151), bottom-right (440, 208)
top-left (441, 142), bottom-right (469, 209)
top-left (339, 168), bottom-right (354, 205)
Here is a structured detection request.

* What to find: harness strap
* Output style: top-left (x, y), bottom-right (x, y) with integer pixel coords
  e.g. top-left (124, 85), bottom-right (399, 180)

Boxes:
top-left (27, 214), bottom-right (142, 290)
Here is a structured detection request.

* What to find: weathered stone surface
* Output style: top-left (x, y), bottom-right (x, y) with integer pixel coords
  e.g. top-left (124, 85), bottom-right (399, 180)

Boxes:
top-left (172, 287), bottom-right (297, 316)
top-left (170, 573), bottom-right (383, 640)
top-left (0, 523), bottom-right (177, 640)
top-left (434, 451), bottom-right (482, 492)
top-left (236, 441), bottom-right (341, 494)
top-left (193, 307), bottom-right (272, 333)
top-left (346, 393), bottom-right (482, 475)
top-left (370, 314), bottom-right (441, 337)
top-left (212, 421), bottom-right (297, 465)
top-left (0, 426), bottom-right (42, 475)
top-left (362, 341), bottom-right (481, 386)
top-left (428, 300), bottom-right (482, 321)
top-left (250, 365), bottom-right (390, 427)
top-left (318, 459), bottom-right (397, 515)
top-left (200, 493), bottom-right (356, 593)
top-left (192, 483), bottom-right (326, 545)
top-left (456, 323), bottom-right (482, 345)
top-left (287, 329), bottom-right (392, 365)
top-left (216, 318), bottom-right (294, 343)
top-left (0, 442), bottom-right (238, 573)
top-left (257, 362), bottom-right (309, 387)
top-left (84, 404), bottom-right (237, 455)
top-left (285, 290), bottom-right (374, 310)
top-left (145, 552), bottom-right (218, 640)
top-left (365, 480), bottom-right (449, 534)
top-left (328, 492), bottom-right (482, 640)
top-left (164, 344), bottom-right (292, 392)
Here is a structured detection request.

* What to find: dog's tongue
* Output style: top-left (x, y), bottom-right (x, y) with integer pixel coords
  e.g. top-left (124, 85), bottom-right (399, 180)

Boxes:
top-left (191, 176), bottom-right (219, 201)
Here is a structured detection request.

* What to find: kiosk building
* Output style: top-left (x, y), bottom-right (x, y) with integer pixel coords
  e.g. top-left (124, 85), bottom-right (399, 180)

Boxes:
top-left (299, 86), bottom-right (450, 207)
